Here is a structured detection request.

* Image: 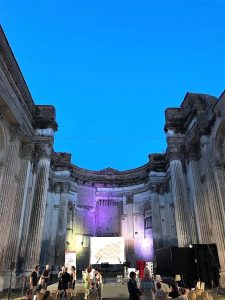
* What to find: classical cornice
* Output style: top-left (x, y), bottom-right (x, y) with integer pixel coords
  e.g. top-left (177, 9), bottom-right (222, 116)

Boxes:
top-left (0, 26), bottom-right (35, 135)
top-left (34, 105), bottom-right (58, 131)
top-left (164, 93), bottom-right (217, 136)
top-left (71, 162), bottom-right (151, 187)
top-left (51, 152), bottom-right (72, 170)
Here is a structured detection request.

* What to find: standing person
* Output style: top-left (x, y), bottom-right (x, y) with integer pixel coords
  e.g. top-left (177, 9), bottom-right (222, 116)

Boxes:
top-left (41, 265), bottom-right (51, 290)
top-left (95, 269), bottom-right (103, 299)
top-left (169, 284), bottom-right (180, 299)
top-left (140, 268), bottom-right (155, 300)
top-left (58, 266), bottom-right (71, 298)
top-left (84, 266), bottom-right (92, 300)
top-left (128, 271), bottom-right (142, 300)
top-left (155, 282), bottom-right (167, 300)
top-left (70, 266), bottom-right (76, 289)
top-left (29, 265), bottom-right (40, 292)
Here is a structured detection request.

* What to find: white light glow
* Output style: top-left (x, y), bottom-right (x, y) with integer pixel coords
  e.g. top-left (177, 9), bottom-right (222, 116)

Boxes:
top-left (90, 237), bottom-right (125, 265)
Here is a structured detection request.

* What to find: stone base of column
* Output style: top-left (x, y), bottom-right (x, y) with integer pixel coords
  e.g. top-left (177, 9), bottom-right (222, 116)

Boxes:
top-left (219, 270), bottom-right (225, 288)
top-left (0, 271), bottom-right (17, 291)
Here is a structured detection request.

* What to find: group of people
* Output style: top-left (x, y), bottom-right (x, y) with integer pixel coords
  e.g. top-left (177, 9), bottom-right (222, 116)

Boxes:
top-left (128, 268), bottom-right (188, 300)
top-left (30, 264), bottom-right (51, 292)
top-left (83, 266), bottom-right (103, 300)
top-left (57, 265), bottom-right (76, 298)
top-left (28, 264), bottom-right (77, 299)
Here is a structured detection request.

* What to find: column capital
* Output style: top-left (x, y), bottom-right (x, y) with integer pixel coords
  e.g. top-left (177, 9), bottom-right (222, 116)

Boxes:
top-left (61, 182), bottom-right (70, 193)
top-left (126, 195), bottom-right (133, 204)
top-left (21, 143), bottom-right (34, 160)
top-left (187, 143), bottom-right (200, 161)
top-left (150, 183), bottom-right (161, 193)
top-left (9, 124), bottom-right (22, 142)
top-left (150, 182), bottom-right (169, 194)
top-left (36, 142), bottom-right (52, 160)
top-left (167, 135), bottom-right (186, 161)
top-left (49, 181), bottom-right (61, 193)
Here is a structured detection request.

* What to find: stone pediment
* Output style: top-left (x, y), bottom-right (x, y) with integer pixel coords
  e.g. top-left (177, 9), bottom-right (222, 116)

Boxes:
top-left (99, 167), bottom-right (119, 174)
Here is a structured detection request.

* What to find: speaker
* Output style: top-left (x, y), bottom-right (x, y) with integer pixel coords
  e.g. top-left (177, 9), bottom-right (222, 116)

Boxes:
top-left (123, 261), bottom-right (131, 267)
top-left (101, 262), bottom-right (109, 268)
top-left (155, 244), bottom-right (220, 288)
top-left (10, 262), bottom-right (16, 271)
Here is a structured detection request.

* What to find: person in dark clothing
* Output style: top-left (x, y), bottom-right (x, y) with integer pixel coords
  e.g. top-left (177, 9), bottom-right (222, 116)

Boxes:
top-left (169, 283), bottom-right (180, 299)
top-left (58, 266), bottom-right (71, 298)
top-left (41, 265), bottom-right (51, 290)
top-left (127, 271), bottom-right (141, 300)
top-left (29, 265), bottom-right (40, 292)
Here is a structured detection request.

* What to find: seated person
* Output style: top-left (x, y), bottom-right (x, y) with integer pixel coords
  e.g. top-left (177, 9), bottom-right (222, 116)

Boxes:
top-left (179, 288), bottom-right (188, 300)
top-left (155, 282), bottom-right (167, 300)
top-left (24, 289), bottom-right (33, 300)
top-left (169, 283), bottom-right (180, 299)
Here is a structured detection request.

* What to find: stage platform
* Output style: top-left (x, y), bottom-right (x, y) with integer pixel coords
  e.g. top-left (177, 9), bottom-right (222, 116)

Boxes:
top-left (48, 279), bottom-right (129, 299)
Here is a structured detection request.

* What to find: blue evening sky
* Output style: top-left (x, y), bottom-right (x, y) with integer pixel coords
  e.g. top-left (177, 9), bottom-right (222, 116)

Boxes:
top-left (1, 0), bottom-right (225, 171)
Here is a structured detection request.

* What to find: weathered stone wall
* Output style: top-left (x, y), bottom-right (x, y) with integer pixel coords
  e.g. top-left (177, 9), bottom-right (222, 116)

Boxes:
top-left (1, 26), bottom-right (225, 289)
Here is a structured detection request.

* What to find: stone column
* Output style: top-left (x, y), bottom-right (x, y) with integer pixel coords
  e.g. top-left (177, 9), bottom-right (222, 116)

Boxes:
top-left (25, 142), bottom-right (52, 270)
top-left (201, 136), bottom-right (225, 287)
top-left (4, 144), bottom-right (34, 270)
top-left (0, 125), bottom-right (21, 271)
top-left (187, 145), bottom-right (211, 244)
top-left (17, 172), bottom-right (36, 271)
top-left (169, 158), bottom-right (192, 247)
top-left (55, 182), bottom-right (70, 266)
top-left (214, 162), bottom-right (225, 215)
top-left (167, 132), bottom-right (195, 247)
top-left (150, 183), bottom-right (163, 249)
top-left (126, 195), bottom-right (134, 261)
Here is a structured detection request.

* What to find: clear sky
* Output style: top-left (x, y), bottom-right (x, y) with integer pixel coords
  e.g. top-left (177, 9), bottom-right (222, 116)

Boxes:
top-left (1, 0), bottom-right (225, 171)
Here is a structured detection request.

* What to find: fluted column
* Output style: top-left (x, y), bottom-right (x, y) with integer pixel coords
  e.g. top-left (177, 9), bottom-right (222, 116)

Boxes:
top-left (126, 195), bottom-right (134, 260)
top-left (17, 171), bottom-right (36, 270)
top-left (4, 144), bottom-right (34, 270)
top-left (55, 182), bottom-right (70, 266)
top-left (187, 146), bottom-right (211, 244)
top-left (25, 142), bottom-right (52, 270)
top-left (150, 183), bottom-right (163, 249)
top-left (0, 125), bottom-right (21, 270)
top-left (201, 136), bottom-right (225, 287)
top-left (170, 159), bottom-right (191, 247)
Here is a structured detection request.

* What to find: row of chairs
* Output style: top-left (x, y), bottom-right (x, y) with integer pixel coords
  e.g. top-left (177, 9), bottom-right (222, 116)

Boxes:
top-left (188, 289), bottom-right (224, 300)
top-left (35, 288), bottom-right (83, 300)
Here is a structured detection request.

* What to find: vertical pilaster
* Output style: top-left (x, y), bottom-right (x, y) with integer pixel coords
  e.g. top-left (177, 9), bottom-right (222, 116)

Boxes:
top-left (0, 125), bottom-right (21, 270)
top-left (4, 144), bottom-right (34, 270)
top-left (25, 142), bottom-right (52, 270)
top-left (187, 152), bottom-right (211, 244)
top-left (150, 183), bottom-right (163, 249)
top-left (201, 136), bottom-right (225, 287)
top-left (169, 159), bottom-right (191, 247)
top-left (55, 182), bottom-right (70, 266)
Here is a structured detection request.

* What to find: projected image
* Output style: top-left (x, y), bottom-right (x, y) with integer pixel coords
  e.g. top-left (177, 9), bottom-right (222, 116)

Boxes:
top-left (90, 237), bottom-right (125, 265)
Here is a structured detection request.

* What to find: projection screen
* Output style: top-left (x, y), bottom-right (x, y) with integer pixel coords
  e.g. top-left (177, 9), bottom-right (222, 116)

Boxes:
top-left (90, 237), bottom-right (125, 265)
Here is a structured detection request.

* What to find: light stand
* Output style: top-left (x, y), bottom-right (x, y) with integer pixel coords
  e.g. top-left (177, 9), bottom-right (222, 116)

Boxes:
top-left (7, 262), bottom-right (15, 300)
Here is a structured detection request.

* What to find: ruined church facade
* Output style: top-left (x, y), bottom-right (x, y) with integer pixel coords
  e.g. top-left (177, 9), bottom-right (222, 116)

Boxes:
top-left (0, 27), bottom-right (225, 288)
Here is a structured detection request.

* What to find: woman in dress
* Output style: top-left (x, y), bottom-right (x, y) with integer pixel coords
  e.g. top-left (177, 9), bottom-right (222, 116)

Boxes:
top-left (58, 266), bottom-right (71, 298)
top-left (70, 266), bottom-right (76, 289)
top-left (140, 268), bottom-right (155, 300)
